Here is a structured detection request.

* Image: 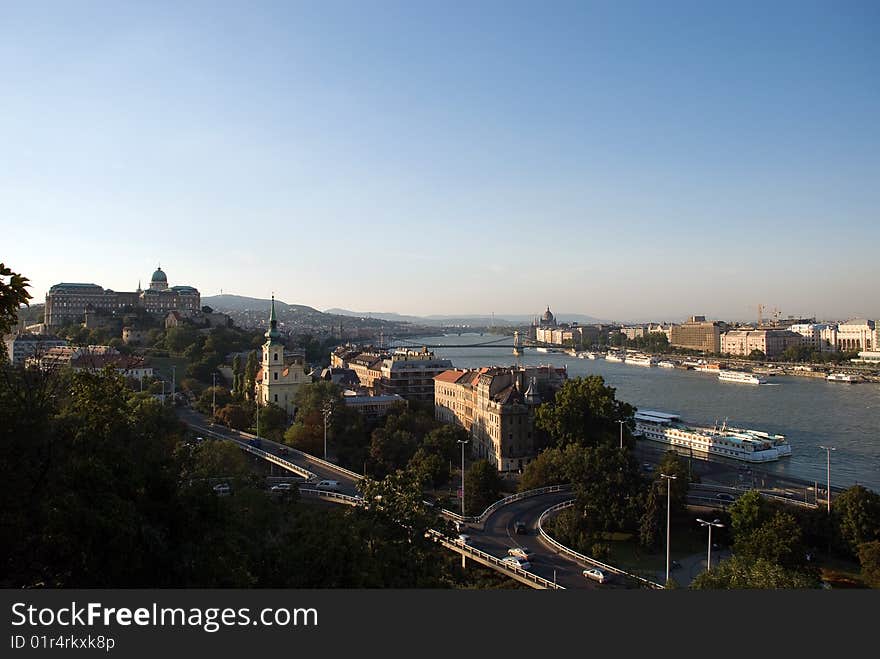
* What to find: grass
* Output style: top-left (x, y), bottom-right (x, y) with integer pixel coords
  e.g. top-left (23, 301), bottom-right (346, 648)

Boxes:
top-left (606, 524), bottom-right (709, 574)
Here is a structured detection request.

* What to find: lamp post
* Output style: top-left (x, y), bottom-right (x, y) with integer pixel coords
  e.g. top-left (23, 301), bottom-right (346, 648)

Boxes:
top-left (696, 518), bottom-right (724, 572)
top-left (616, 419), bottom-right (625, 449)
top-left (322, 401), bottom-right (333, 461)
top-left (256, 401), bottom-right (260, 438)
top-left (660, 473), bottom-right (677, 586)
top-left (818, 445), bottom-right (835, 514)
top-left (211, 372), bottom-right (217, 423)
top-left (457, 438), bottom-right (469, 516)
top-left (171, 365), bottom-right (176, 404)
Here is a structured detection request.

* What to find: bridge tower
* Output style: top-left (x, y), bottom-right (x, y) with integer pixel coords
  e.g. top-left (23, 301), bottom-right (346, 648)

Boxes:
top-left (513, 330), bottom-right (523, 356)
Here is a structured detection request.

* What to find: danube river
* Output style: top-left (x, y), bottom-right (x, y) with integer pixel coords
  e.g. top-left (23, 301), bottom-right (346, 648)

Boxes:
top-left (397, 334), bottom-right (880, 492)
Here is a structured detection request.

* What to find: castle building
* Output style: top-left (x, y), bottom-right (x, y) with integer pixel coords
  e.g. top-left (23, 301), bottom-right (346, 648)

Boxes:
top-left (44, 266), bottom-right (200, 328)
top-left (254, 296), bottom-right (311, 415)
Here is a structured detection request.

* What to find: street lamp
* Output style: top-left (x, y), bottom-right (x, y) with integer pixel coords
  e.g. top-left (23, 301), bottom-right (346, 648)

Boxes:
top-left (171, 365), bottom-right (176, 403)
top-left (616, 419), bottom-right (625, 449)
top-left (818, 445), bottom-right (835, 514)
top-left (457, 438), bottom-right (469, 516)
top-left (660, 473), bottom-right (677, 586)
top-left (323, 401), bottom-right (334, 461)
top-left (696, 518), bottom-right (724, 571)
top-left (211, 372), bottom-right (217, 423)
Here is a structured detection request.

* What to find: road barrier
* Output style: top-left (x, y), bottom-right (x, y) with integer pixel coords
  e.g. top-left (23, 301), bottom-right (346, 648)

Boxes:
top-left (237, 429), bottom-right (363, 481)
top-left (440, 484), bottom-right (573, 527)
top-left (299, 488), bottom-right (363, 506)
top-left (425, 529), bottom-right (564, 590)
top-left (537, 500), bottom-right (664, 590)
top-left (689, 483), bottom-right (818, 509)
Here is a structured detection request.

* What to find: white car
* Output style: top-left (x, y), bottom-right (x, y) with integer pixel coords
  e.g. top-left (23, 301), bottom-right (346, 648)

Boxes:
top-left (502, 555), bottom-right (531, 571)
top-left (270, 483), bottom-right (293, 492)
top-left (316, 480), bottom-right (341, 492)
top-left (583, 568), bottom-right (609, 583)
top-left (212, 483), bottom-right (231, 496)
top-left (508, 547), bottom-right (535, 561)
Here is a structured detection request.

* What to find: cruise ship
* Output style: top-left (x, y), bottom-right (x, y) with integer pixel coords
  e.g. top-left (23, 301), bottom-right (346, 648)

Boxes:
top-left (826, 373), bottom-right (860, 383)
top-left (605, 351), bottom-right (626, 363)
top-left (718, 370), bottom-right (767, 385)
top-left (634, 410), bottom-right (792, 462)
top-left (626, 354), bottom-right (658, 367)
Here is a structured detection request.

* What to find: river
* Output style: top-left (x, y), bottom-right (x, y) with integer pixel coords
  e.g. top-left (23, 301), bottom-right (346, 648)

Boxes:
top-left (395, 333), bottom-right (880, 492)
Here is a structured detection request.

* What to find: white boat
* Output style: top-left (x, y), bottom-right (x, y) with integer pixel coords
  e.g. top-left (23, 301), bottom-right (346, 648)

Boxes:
top-left (634, 410), bottom-right (792, 463)
top-left (826, 373), bottom-right (860, 383)
top-left (718, 370), bottom-right (767, 385)
top-left (658, 360), bottom-right (676, 369)
top-left (605, 352), bottom-right (626, 363)
top-left (536, 347), bottom-right (549, 353)
top-left (626, 354), bottom-right (658, 367)
top-left (586, 352), bottom-right (602, 360)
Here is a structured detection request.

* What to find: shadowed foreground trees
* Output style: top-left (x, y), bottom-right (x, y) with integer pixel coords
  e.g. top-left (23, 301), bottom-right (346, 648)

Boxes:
top-left (0, 366), bottom-right (484, 588)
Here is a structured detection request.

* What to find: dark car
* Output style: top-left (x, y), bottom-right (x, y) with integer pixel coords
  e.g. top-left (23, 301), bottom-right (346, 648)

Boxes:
top-left (514, 521), bottom-right (527, 535)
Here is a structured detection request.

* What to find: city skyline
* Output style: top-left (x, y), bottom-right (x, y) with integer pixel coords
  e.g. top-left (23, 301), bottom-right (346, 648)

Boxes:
top-left (4, 1), bottom-right (879, 320)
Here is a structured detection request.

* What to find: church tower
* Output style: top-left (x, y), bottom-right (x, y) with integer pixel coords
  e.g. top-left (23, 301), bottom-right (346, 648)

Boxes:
top-left (261, 296), bottom-right (285, 406)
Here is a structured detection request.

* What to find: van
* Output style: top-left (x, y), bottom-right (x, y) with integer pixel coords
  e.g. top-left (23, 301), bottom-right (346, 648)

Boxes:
top-left (316, 480), bottom-right (341, 492)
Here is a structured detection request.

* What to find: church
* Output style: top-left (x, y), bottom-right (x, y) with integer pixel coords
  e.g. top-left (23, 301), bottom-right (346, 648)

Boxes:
top-left (254, 296), bottom-right (312, 415)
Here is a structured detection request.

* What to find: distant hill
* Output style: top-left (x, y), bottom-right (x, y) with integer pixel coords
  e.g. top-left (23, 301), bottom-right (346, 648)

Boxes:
top-left (203, 294), bottom-right (320, 315)
top-left (325, 309), bottom-right (608, 326)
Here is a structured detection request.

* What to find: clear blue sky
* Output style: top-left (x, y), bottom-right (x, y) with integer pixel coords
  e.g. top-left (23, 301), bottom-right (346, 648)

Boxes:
top-left (3, 1), bottom-right (878, 322)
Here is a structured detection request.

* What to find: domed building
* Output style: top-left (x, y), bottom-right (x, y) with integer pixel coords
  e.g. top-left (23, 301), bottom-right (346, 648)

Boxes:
top-left (44, 265), bottom-right (200, 327)
top-left (541, 306), bottom-right (557, 328)
top-left (149, 266), bottom-right (169, 291)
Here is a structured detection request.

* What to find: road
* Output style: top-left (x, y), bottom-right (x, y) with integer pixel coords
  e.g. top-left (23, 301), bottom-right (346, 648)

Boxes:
top-left (176, 407), bottom-right (362, 496)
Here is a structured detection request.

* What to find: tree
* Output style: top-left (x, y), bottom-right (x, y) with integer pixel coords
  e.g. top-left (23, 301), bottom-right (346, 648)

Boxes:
top-left (464, 460), bottom-right (503, 516)
top-left (231, 354), bottom-right (243, 399)
top-left (735, 511), bottom-right (807, 570)
top-left (165, 326), bottom-right (198, 354)
top-left (408, 448), bottom-right (450, 488)
top-left (833, 485), bottom-right (880, 556)
top-left (534, 376), bottom-right (634, 448)
top-left (747, 349), bottom-right (766, 361)
top-left (369, 428), bottom-right (418, 478)
top-left (196, 386), bottom-right (232, 417)
top-left (690, 556), bottom-right (819, 589)
top-left (729, 490), bottom-right (768, 540)
top-left (244, 351), bottom-right (258, 401)
top-left (654, 451), bottom-right (689, 520)
top-left (518, 447), bottom-right (567, 491)
top-left (257, 403), bottom-right (288, 442)
top-left (638, 482), bottom-right (662, 551)
top-left (857, 541), bottom-right (880, 587)
top-left (0, 263), bottom-right (31, 359)
top-left (216, 403), bottom-right (250, 431)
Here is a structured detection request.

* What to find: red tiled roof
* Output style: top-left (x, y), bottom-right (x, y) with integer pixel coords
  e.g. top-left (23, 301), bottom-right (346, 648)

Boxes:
top-left (434, 369), bottom-right (467, 383)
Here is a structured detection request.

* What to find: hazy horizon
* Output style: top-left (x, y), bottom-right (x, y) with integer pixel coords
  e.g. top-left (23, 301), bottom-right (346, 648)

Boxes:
top-left (4, 2), bottom-right (879, 320)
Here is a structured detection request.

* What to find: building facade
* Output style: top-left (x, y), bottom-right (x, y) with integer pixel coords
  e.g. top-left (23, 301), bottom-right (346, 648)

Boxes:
top-left (331, 345), bottom-right (453, 402)
top-left (788, 324), bottom-right (834, 351)
top-left (434, 365), bottom-right (567, 472)
top-left (3, 334), bottom-right (68, 366)
top-left (670, 316), bottom-right (724, 353)
top-left (255, 297), bottom-right (312, 415)
top-left (835, 319), bottom-right (875, 351)
top-left (45, 267), bottom-right (200, 328)
top-left (721, 329), bottom-right (803, 358)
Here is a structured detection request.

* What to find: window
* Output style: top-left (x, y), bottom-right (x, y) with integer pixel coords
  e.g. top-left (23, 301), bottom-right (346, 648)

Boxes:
top-left (274, 371), bottom-right (278, 381)
top-left (274, 394), bottom-right (278, 403)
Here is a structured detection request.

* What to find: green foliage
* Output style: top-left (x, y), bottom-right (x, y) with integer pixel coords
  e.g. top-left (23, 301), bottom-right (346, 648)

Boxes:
top-left (256, 402), bottom-right (288, 442)
top-left (196, 386), bottom-right (232, 417)
top-left (535, 376), bottom-right (634, 448)
top-left (408, 448), bottom-right (450, 488)
top-left (165, 326), bottom-right (198, 354)
top-left (690, 556), bottom-right (820, 589)
top-left (244, 350), bottom-right (258, 401)
top-left (464, 459), bottom-right (503, 516)
top-left (216, 403), bottom-right (250, 430)
top-left (833, 485), bottom-right (880, 556)
top-left (857, 541), bottom-right (880, 587)
top-left (729, 490), bottom-right (767, 539)
top-left (518, 447), bottom-right (568, 491)
top-left (0, 263), bottom-right (32, 354)
top-left (747, 349), bottom-right (766, 361)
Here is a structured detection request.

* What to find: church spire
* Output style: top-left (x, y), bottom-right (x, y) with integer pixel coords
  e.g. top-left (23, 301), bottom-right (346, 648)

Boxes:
top-left (265, 295), bottom-right (280, 341)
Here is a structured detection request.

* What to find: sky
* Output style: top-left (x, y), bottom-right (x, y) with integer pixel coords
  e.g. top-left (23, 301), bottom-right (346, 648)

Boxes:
top-left (3, 1), bottom-right (879, 323)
